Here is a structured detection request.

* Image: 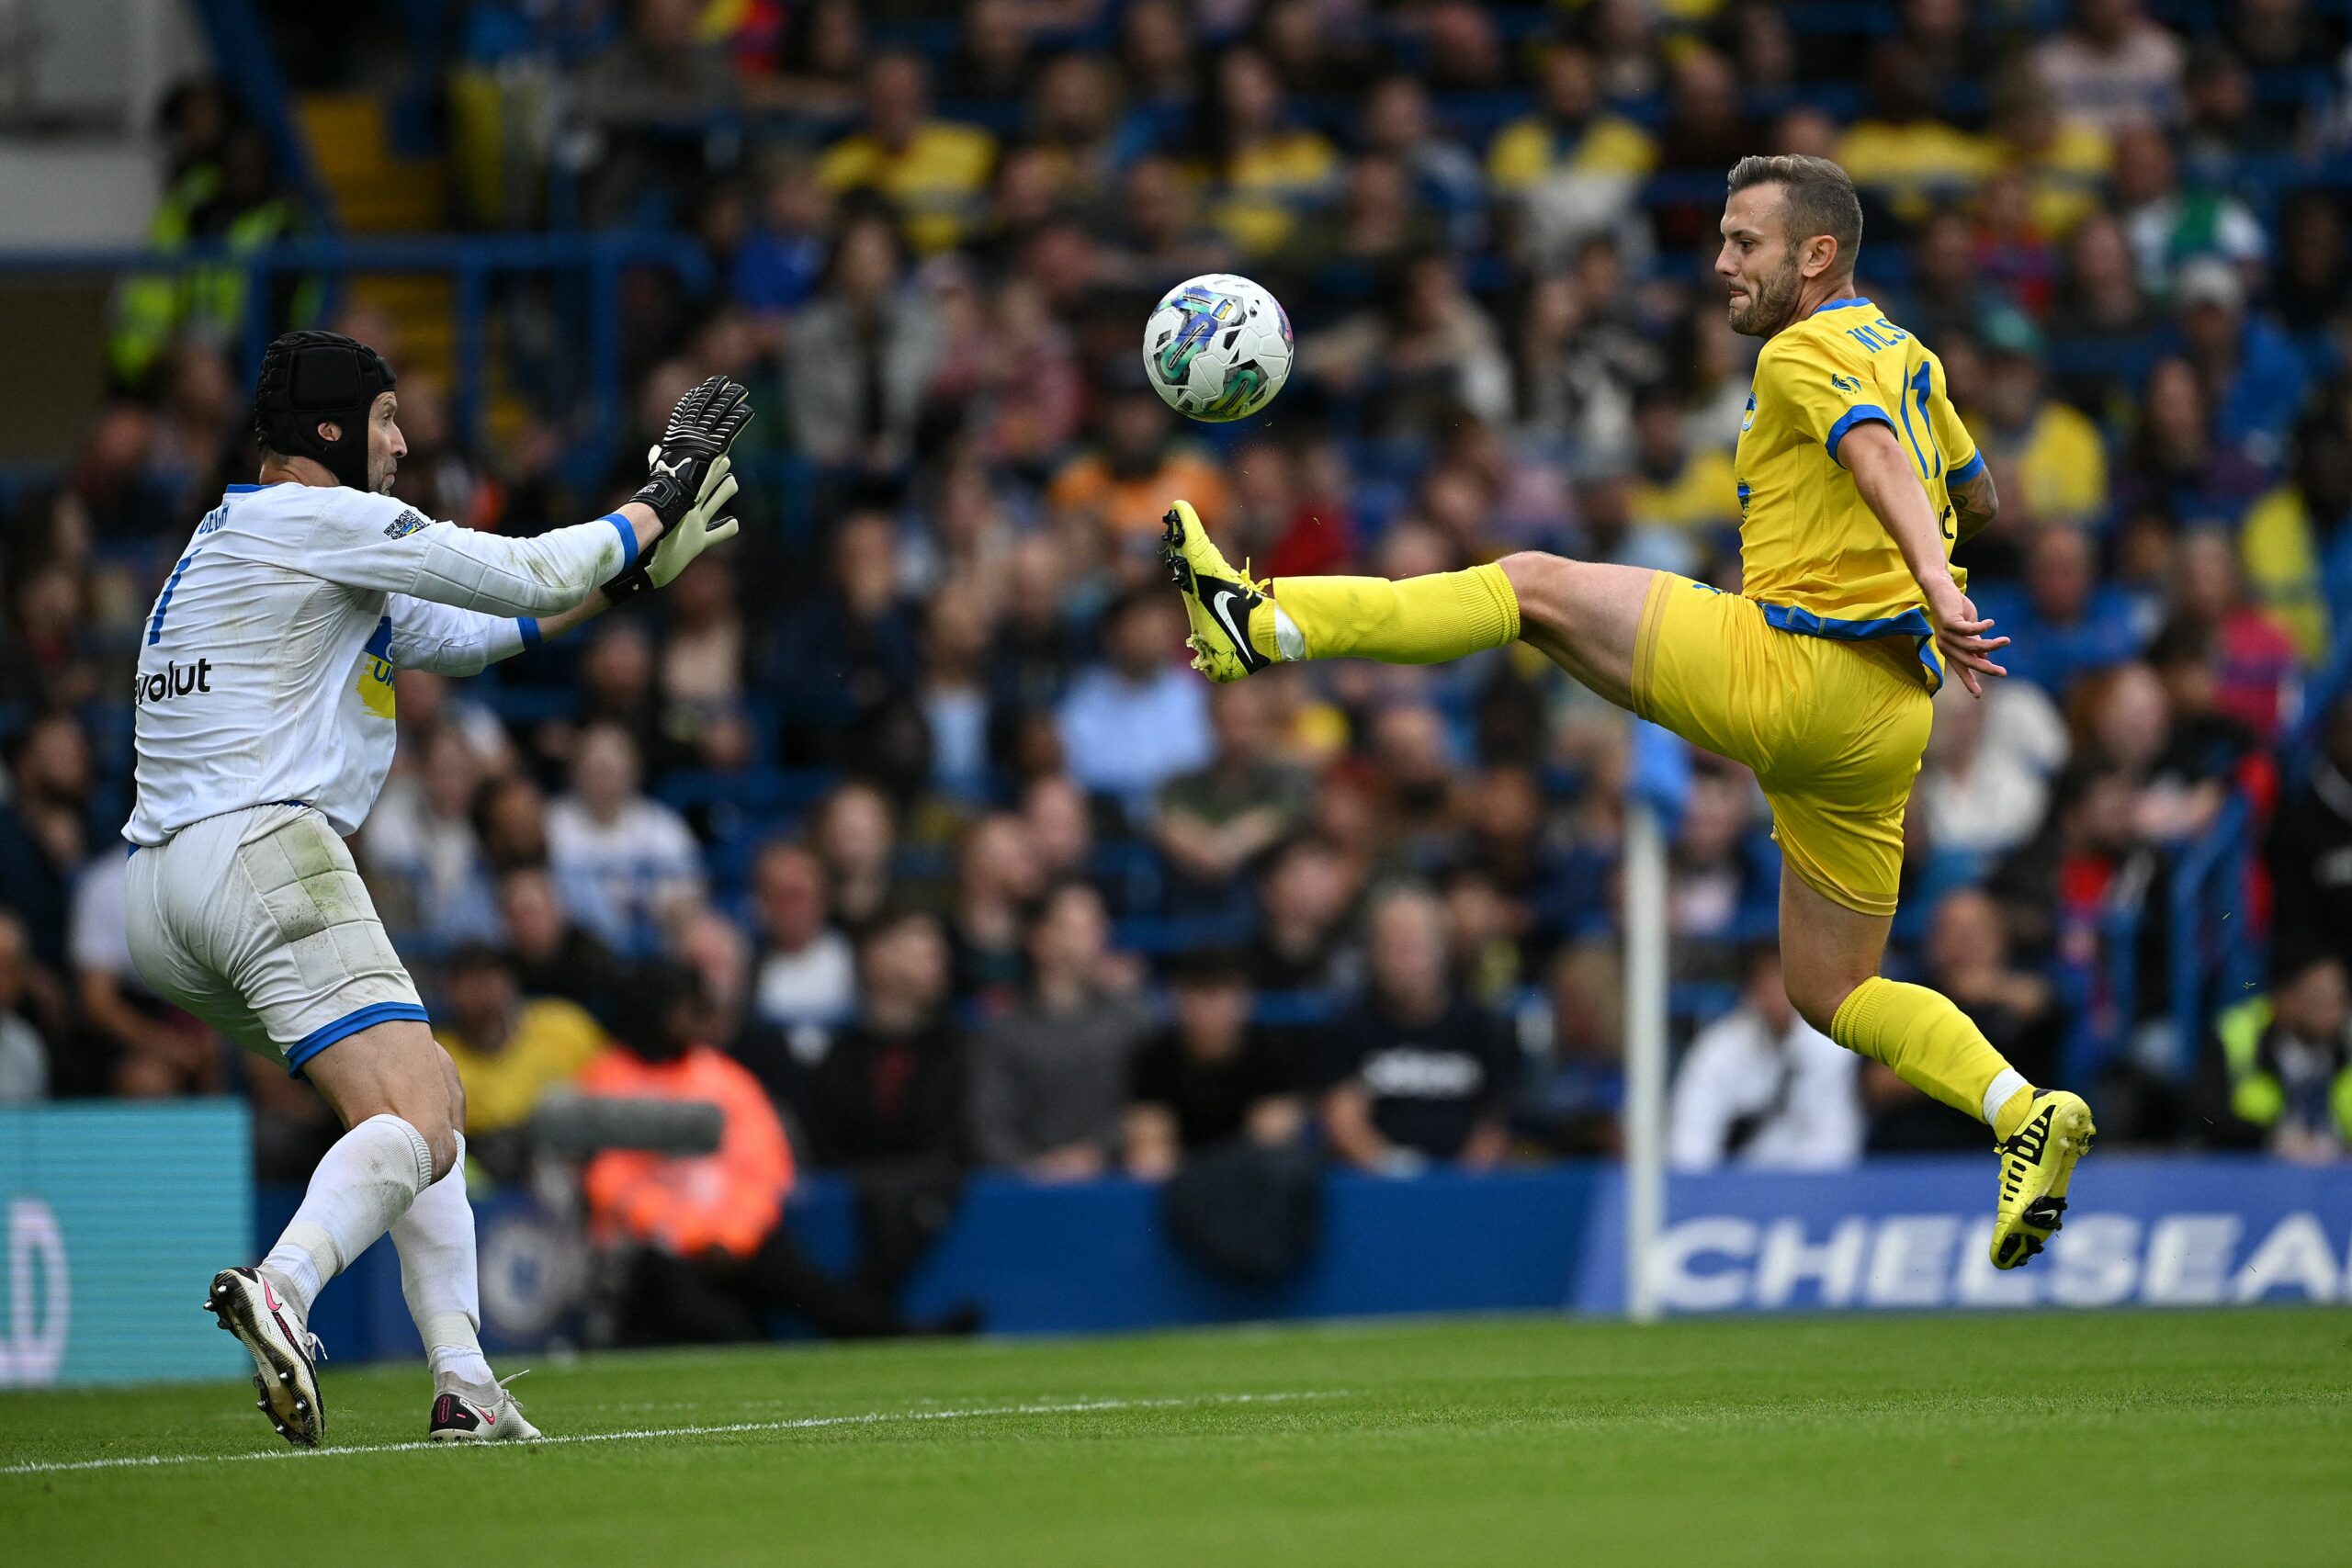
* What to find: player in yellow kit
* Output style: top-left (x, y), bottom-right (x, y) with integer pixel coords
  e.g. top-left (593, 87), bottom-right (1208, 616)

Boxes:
top-left (1163, 154), bottom-right (2093, 1268)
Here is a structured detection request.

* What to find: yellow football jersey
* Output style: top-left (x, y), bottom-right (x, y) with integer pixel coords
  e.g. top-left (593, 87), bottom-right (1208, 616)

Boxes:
top-left (1734, 297), bottom-right (1982, 691)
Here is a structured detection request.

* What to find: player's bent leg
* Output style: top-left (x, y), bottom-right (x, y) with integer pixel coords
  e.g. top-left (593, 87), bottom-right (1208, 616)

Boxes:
top-left (1778, 870), bottom-right (2093, 1269)
top-left (210, 1020), bottom-right (454, 1445)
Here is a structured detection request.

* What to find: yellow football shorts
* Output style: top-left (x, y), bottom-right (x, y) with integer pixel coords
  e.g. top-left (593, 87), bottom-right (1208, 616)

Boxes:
top-left (1631, 573), bottom-right (1934, 918)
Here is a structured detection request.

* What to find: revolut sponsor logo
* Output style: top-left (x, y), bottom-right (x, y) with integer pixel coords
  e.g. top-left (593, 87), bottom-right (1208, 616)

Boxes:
top-left (135, 658), bottom-right (214, 705)
top-left (1645, 1210), bottom-right (2352, 1312)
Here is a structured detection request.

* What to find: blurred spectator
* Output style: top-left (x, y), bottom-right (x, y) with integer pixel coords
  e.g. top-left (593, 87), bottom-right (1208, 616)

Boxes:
top-left (547, 722), bottom-right (706, 954)
top-left (1628, 381), bottom-right (1737, 538)
top-left (573, 0), bottom-right (743, 225)
top-left (2112, 129), bottom-right (2266, 294)
top-left (1535, 941), bottom-right (1623, 1156)
top-left (1987, 62), bottom-right (2115, 241)
top-left (802, 909), bottom-right (971, 1304)
top-left (1917, 674), bottom-right (2070, 859)
top-left (496, 865), bottom-right (622, 1024)
top-left (968, 883), bottom-right (1151, 1179)
top-left (2269, 695), bottom-right (2352, 980)
top-left (2241, 382), bottom-right (2352, 661)
top-left (1056, 591), bottom-right (1212, 820)
top-left (1308, 254), bottom-right (1513, 441)
top-left (2048, 211), bottom-right (2158, 418)
top-left (586, 960), bottom-right (969, 1340)
top-left (2215, 955), bottom-right (2352, 1161)
top-left (947, 812), bottom-right (1043, 1010)
top-left (1253, 836), bottom-right (1363, 994)
top-left (1125, 950), bottom-right (1303, 1179)
top-left (915, 581), bottom-right (998, 804)
top-left (783, 211), bottom-right (946, 470)
top-left (1046, 371), bottom-right (1233, 549)
top-left (1837, 41), bottom-right (1995, 228)
top-left (0, 713), bottom-right (92, 1021)
top-left (2172, 529), bottom-right (2301, 740)
top-left (0, 911), bottom-right (49, 1102)
top-left (1971, 310), bottom-right (2108, 528)
top-left (811, 780), bottom-right (899, 933)
top-left (818, 51), bottom-right (996, 253)
top-left (1668, 947), bottom-right (1861, 1172)
top-left (1650, 48), bottom-right (1758, 249)
top-left (730, 154), bottom-right (831, 317)
top-left (747, 840), bottom-right (856, 1053)
top-left (2033, 0), bottom-right (2186, 132)
top-left (1868, 890), bottom-right (2065, 1150)
top-left (1203, 46), bottom-right (1340, 257)
top-left (2173, 256), bottom-right (2305, 474)
top-left (1974, 525), bottom-right (2146, 697)
top-left (1155, 681), bottom-right (1313, 892)
top-left (2111, 355), bottom-right (2267, 525)
top-left (1319, 884), bottom-right (1515, 1173)
top-left (433, 943), bottom-right (606, 1179)
top-left (367, 723), bottom-right (501, 948)
top-left (1487, 43), bottom-right (1654, 266)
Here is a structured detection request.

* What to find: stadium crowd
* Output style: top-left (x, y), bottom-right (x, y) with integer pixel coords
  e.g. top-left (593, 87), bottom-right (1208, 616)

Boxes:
top-left (7, 0), bottom-right (2352, 1271)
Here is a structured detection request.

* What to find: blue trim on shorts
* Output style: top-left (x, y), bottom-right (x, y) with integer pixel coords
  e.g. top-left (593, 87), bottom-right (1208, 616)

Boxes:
top-left (284, 1000), bottom-right (431, 1075)
top-left (518, 616), bottom-right (543, 649)
top-left (1823, 403), bottom-right (1894, 463)
top-left (1949, 449), bottom-right (1985, 485)
top-left (1758, 602), bottom-right (1944, 695)
top-left (600, 511), bottom-right (639, 562)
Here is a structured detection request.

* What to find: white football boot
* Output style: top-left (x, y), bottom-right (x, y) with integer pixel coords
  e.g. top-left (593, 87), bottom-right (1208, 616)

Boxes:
top-left (427, 1371), bottom-right (542, 1443)
top-left (206, 1266), bottom-right (328, 1447)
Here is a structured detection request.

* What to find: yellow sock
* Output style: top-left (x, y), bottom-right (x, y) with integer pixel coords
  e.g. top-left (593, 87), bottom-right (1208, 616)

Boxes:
top-left (1831, 977), bottom-right (2035, 1139)
top-left (1250, 564), bottom-right (1521, 664)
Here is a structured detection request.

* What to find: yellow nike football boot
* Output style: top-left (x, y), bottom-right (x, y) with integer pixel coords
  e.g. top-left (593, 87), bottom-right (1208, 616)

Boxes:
top-left (1160, 499), bottom-right (1273, 683)
top-left (1989, 1089), bottom-right (2096, 1269)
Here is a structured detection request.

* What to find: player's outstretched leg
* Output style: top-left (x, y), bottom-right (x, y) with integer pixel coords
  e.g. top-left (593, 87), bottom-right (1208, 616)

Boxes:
top-left (1161, 500), bottom-right (1524, 681)
top-left (1781, 874), bottom-right (2094, 1269)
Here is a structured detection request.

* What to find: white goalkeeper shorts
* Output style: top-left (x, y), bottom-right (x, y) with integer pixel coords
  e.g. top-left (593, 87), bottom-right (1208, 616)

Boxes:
top-left (126, 802), bottom-right (426, 1074)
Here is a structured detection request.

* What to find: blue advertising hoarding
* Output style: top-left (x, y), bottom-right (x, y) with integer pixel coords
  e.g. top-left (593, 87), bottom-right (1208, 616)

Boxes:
top-left (0, 1100), bottom-right (252, 1387)
top-left (1574, 1156), bottom-right (2352, 1313)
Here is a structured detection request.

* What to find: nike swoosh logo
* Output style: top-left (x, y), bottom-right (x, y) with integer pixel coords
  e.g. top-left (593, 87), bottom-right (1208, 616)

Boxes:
top-left (1205, 584), bottom-right (1251, 653)
top-left (482, 1408), bottom-right (498, 1426)
top-left (260, 1278), bottom-right (282, 1314)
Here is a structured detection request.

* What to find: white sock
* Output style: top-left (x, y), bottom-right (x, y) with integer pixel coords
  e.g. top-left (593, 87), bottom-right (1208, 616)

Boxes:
top-left (391, 1132), bottom-right (495, 1391)
top-left (259, 1112), bottom-right (435, 1321)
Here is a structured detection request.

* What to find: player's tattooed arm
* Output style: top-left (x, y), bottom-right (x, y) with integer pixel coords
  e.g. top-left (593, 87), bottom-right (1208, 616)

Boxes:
top-left (1951, 462), bottom-right (1999, 547)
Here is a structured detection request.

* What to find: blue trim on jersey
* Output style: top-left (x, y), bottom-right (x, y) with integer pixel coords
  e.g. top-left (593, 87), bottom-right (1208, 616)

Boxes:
top-left (1824, 403), bottom-right (1894, 463)
top-left (518, 616), bottom-right (543, 649)
top-left (146, 545), bottom-right (206, 645)
top-left (225, 483), bottom-right (265, 492)
top-left (601, 512), bottom-right (639, 563)
top-left (1950, 449), bottom-right (1986, 484)
top-left (1758, 602), bottom-right (1945, 694)
top-left (284, 1000), bottom-right (432, 1075)
top-left (1811, 297), bottom-right (1876, 315)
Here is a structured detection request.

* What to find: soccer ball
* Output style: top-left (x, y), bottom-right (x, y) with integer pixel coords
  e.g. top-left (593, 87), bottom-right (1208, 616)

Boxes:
top-left (1141, 273), bottom-right (1294, 422)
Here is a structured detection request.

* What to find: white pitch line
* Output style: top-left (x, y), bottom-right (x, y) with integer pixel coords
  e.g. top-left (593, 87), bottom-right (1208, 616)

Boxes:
top-left (0, 1389), bottom-right (1344, 1478)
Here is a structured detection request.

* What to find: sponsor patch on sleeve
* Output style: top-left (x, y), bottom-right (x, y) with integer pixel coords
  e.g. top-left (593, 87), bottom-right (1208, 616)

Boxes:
top-left (382, 508), bottom-right (432, 540)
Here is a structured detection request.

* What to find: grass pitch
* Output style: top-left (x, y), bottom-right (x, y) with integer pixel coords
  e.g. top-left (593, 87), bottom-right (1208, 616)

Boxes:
top-left (6, 1310), bottom-right (2347, 1566)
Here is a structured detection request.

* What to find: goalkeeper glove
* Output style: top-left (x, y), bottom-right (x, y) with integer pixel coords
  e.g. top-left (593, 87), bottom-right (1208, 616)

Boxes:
top-left (605, 454), bottom-right (740, 604)
top-left (630, 374), bottom-right (752, 530)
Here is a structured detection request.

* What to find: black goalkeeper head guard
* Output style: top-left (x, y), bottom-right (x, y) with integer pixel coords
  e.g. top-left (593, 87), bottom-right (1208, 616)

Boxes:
top-left (252, 330), bottom-right (396, 491)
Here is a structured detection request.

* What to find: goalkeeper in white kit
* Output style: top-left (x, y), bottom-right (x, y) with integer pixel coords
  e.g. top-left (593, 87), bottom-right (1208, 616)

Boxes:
top-left (127, 330), bottom-right (751, 1445)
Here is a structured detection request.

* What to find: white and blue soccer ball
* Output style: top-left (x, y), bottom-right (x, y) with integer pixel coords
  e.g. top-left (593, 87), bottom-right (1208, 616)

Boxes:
top-left (1141, 273), bottom-right (1294, 422)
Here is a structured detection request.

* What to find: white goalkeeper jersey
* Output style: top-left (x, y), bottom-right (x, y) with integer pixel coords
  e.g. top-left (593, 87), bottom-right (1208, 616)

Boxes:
top-left (126, 480), bottom-right (637, 847)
